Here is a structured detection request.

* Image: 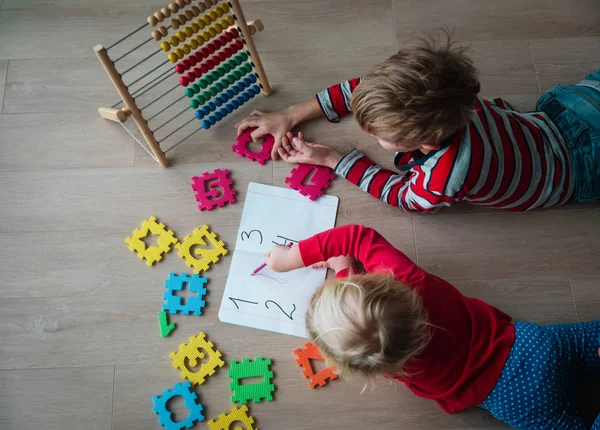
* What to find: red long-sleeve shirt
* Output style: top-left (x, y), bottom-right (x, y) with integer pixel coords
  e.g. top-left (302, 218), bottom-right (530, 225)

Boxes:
top-left (298, 225), bottom-right (515, 413)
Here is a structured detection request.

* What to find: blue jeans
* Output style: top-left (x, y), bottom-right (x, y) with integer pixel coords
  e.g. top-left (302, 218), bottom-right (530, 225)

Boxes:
top-left (536, 70), bottom-right (600, 203)
top-left (481, 321), bottom-right (600, 430)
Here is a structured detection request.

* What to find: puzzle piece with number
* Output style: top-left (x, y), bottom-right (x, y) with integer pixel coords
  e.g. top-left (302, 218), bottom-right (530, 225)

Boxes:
top-left (175, 225), bottom-right (227, 274)
top-left (232, 127), bottom-right (274, 165)
top-left (191, 169), bottom-right (236, 211)
top-left (294, 341), bottom-right (338, 388)
top-left (229, 357), bottom-right (274, 404)
top-left (284, 164), bottom-right (336, 201)
top-left (124, 216), bottom-right (178, 266)
top-left (170, 332), bottom-right (225, 385)
top-left (152, 381), bottom-right (204, 430)
top-left (207, 405), bottom-right (256, 430)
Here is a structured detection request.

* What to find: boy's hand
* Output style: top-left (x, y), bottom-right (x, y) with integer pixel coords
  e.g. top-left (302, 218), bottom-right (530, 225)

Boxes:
top-left (264, 244), bottom-right (303, 272)
top-left (310, 255), bottom-right (355, 274)
top-left (278, 132), bottom-right (342, 170)
top-left (234, 110), bottom-right (295, 160)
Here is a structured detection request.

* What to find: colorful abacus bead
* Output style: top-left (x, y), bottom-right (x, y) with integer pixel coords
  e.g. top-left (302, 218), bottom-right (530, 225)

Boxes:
top-left (180, 76), bottom-right (190, 86)
top-left (201, 119), bottom-right (211, 129)
top-left (191, 99), bottom-right (200, 109)
top-left (202, 105), bottom-right (211, 116)
top-left (213, 111), bottom-right (222, 121)
top-left (185, 88), bottom-right (195, 97)
top-left (194, 109), bottom-right (204, 119)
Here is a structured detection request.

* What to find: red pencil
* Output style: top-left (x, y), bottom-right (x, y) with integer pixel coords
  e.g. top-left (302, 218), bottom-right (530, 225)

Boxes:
top-left (251, 242), bottom-right (293, 276)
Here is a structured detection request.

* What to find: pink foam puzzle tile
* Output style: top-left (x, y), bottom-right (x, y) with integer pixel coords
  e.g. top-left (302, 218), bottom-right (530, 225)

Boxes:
top-left (191, 169), bottom-right (236, 211)
top-left (284, 163), bottom-right (336, 201)
top-left (232, 127), bottom-right (274, 166)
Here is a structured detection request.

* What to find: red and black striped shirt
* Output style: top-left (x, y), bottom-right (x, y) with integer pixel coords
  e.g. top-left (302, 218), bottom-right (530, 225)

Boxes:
top-left (317, 79), bottom-right (574, 212)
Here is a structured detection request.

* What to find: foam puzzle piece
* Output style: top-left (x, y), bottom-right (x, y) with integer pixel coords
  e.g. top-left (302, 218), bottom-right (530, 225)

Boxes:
top-left (284, 164), bottom-right (336, 201)
top-left (152, 381), bottom-right (204, 430)
top-left (232, 127), bottom-right (274, 165)
top-left (191, 169), bottom-right (236, 211)
top-left (158, 311), bottom-right (176, 337)
top-left (170, 332), bottom-right (225, 386)
top-left (162, 272), bottom-right (208, 316)
top-left (124, 216), bottom-right (178, 266)
top-left (175, 225), bottom-right (227, 274)
top-left (207, 405), bottom-right (256, 430)
top-left (229, 357), bottom-right (274, 404)
top-left (294, 342), bottom-right (338, 389)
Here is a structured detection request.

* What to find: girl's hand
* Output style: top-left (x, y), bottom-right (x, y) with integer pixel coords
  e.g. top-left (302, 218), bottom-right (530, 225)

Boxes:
top-left (310, 255), bottom-right (355, 274)
top-left (278, 132), bottom-right (342, 169)
top-left (234, 110), bottom-right (295, 160)
top-left (264, 244), bottom-right (303, 272)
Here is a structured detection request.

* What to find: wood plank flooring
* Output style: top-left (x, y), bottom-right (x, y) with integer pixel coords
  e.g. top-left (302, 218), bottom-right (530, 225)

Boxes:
top-left (0, 0), bottom-right (599, 429)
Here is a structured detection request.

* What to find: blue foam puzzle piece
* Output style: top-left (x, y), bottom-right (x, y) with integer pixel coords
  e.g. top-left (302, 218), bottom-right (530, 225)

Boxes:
top-left (162, 272), bottom-right (208, 316)
top-left (152, 381), bottom-right (204, 430)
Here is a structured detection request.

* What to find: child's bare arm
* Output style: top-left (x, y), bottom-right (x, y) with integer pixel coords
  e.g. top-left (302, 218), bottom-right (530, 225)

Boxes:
top-left (234, 98), bottom-right (324, 160)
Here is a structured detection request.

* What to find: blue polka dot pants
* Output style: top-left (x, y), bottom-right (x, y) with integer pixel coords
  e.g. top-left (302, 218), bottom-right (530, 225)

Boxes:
top-left (481, 321), bottom-right (600, 430)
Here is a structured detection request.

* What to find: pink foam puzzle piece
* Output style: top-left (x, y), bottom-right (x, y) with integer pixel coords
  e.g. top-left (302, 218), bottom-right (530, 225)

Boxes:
top-left (232, 127), bottom-right (274, 166)
top-left (284, 164), bottom-right (336, 201)
top-left (191, 169), bottom-right (236, 211)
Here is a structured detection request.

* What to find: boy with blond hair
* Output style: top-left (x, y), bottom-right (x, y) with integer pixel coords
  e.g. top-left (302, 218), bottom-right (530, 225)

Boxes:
top-left (235, 35), bottom-right (600, 212)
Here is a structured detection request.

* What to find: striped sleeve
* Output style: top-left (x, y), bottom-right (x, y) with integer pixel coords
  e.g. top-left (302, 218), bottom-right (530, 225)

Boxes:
top-left (334, 149), bottom-right (456, 213)
top-left (316, 77), bottom-right (363, 122)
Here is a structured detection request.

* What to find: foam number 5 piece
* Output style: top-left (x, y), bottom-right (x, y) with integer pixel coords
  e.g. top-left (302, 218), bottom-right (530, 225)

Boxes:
top-left (207, 405), bottom-right (256, 430)
top-left (176, 225), bottom-right (227, 273)
top-left (170, 332), bottom-right (225, 385)
top-left (163, 272), bottom-right (208, 315)
top-left (125, 216), bottom-right (178, 266)
top-left (285, 164), bottom-right (336, 201)
top-left (191, 168), bottom-right (236, 211)
top-left (152, 381), bottom-right (204, 430)
top-left (229, 357), bottom-right (274, 404)
top-left (232, 127), bottom-right (274, 165)
top-left (294, 342), bottom-right (338, 389)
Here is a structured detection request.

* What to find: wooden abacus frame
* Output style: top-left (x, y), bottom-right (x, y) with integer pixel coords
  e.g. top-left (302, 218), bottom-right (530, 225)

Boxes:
top-left (94, 0), bottom-right (271, 167)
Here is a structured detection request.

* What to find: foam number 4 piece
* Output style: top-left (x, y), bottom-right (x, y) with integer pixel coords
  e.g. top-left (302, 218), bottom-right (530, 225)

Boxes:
top-left (285, 164), bottom-right (336, 201)
top-left (294, 342), bottom-right (338, 389)
top-left (191, 168), bottom-right (236, 211)
top-left (170, 332), bottom-right (225, 385)
top-left (207, 405), bottom-right (256, 430)
top-left (152, 381), bottom-right (204, 430)
top-left (229, 357), bottom-right (274, 404)
top-left (124, 216), bottom-right (178, 266)
top-left (176, 224), bottom-right (227, 273)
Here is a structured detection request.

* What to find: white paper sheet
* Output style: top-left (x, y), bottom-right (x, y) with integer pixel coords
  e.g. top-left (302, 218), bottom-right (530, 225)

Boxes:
top-left (218, 182), bottom-right (339, 337)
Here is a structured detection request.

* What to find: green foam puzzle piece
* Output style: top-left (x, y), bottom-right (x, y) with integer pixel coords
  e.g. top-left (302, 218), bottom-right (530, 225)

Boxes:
top-left (228, 357), bottom-right (274, 404)
top-left (158, 311), bottom-right (176, 337)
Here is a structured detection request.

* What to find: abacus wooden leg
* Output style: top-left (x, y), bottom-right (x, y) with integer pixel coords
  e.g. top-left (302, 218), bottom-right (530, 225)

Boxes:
top-left (98, 106), bottom-right (132, 123)
top-left (247, 19), bottom-right (264, 36)
top-left (94, 45), bottom-right (169, 167)
top-left (229, 0), bottom-right (272, 95)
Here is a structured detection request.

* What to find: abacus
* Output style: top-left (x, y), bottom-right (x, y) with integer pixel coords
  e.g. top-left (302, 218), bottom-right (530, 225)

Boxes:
top-left (94, 0), bottom-right (271, 167)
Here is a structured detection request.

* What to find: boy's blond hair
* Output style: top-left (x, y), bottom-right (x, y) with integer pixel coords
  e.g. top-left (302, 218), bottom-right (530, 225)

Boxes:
top-left (351, 33), bottom-right (480, 149)
top-left (306, 273), bottom-right (431, 379)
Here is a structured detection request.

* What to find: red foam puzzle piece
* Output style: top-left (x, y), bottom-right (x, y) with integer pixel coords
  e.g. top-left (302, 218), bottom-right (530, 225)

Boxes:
top-left (294, 342), bottom-right (338, 389)
top-left (191, 169), bottom-right (236, 211)
top-left (284, 163), bottom-right (335, 201)
top-left (232, 127), bottom-right (274, 166)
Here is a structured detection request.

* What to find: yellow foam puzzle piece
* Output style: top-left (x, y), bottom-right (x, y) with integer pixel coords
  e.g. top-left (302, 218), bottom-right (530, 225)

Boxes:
top-left (124, 216), bottom-right (178, 266)
top-left (175, 225), bottom-right (227, 273)
top-left (169, 332), bottom-right (225, 385)
top-left (207, 405), bottom-right (257, 430)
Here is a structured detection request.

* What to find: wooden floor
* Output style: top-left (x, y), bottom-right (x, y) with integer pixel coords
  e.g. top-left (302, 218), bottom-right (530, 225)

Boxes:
top-left (1, 0), bottom-right (599, 429)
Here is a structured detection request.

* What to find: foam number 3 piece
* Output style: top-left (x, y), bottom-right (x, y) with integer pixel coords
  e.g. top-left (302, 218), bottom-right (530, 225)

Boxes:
top-left (170, 332), bottom-right (225, 385)
top-left (232, 127), bottom-right (274, 165)
top-left (176, 225), bottom-right (227, 273)
top-left (285, 164), bottom-right (336, 201)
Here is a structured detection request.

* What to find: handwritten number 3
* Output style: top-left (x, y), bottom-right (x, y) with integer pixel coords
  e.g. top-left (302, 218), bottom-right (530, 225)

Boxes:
top-left (265, 300), bottom-right (296, 320)
top-left (241, 230), bottom-right (263, 244)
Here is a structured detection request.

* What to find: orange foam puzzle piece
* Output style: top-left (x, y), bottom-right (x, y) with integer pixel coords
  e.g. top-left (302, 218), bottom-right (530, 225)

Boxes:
top-left (294, 342), bottom-right (338, 389)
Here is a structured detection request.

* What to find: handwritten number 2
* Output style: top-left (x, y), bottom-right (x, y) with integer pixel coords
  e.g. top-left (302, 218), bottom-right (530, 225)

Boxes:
top-left (265, 300), bottom-right (296, 320)
top-left (241, 229), bottom-right (263, 244)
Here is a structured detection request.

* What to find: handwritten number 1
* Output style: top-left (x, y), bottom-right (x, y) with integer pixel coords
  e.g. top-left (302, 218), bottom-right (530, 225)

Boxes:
top-left (265, 300), bottom-right (296, 320)
top-left (229, 297), bottom-right (259, 310)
